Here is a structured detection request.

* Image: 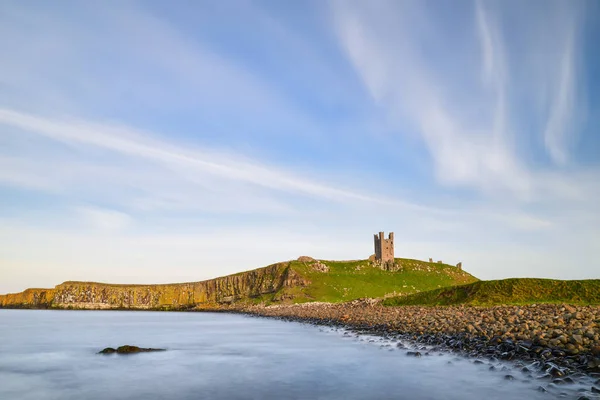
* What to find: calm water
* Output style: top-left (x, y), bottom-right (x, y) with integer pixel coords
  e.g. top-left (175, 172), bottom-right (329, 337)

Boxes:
top-left (0, 310), bottom-right (593, 399)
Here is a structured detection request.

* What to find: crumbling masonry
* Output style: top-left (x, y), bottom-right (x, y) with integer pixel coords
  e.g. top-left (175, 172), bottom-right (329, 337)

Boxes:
top-left (373, 232), bottom-right (394, 263)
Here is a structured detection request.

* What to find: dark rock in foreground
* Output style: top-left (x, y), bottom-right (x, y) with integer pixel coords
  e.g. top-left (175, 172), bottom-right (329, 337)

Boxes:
top-left (98, 345), bottom-right (165, 354)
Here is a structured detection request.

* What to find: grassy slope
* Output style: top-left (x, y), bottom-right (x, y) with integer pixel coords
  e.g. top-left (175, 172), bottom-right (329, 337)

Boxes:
top-left (254, 258), bottom-right (478, 304)
top-left (0, 258), bottom-right (479, 308)
top-left (382, 278), bottom-right (600, 306)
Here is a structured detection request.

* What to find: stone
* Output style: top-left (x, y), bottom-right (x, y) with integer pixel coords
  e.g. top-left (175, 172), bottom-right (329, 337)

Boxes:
top-left (571, 334), bottom-right (583, 345)
top-left (99, 345), bottom-right (165, 354)
top-left (311, 262), bottom-right (329, 273)
top-left (99, 347), bottom-right (116, 354)
top-left (564, 305), bottom-right (576, 313)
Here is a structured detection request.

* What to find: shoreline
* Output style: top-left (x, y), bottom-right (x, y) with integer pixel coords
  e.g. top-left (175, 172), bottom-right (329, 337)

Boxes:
top-left (240, 301), bottom-right (600, 382)
top-left (3, 300), bottom-right (600, 382)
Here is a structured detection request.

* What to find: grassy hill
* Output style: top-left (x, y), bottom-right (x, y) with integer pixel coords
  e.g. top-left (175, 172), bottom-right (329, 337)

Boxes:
top-left (256, 258), bottom-right (478, 304)
top-left (0, 257), bottom-right (478, 309)
top-left (382, 278), bottom-right (600, 307)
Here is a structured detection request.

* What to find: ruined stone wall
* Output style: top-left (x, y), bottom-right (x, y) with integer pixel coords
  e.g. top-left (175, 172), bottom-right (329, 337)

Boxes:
top-left (374, 232), bottom-right (394, 263)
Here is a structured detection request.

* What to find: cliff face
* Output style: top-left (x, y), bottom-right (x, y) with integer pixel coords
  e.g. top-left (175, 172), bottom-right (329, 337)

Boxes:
top-left (0, 257), bottom-right (478, 310)
top-left (0, 288), bottom-right (56, 309)
top-left (0, 262), bottom-right (309, 310)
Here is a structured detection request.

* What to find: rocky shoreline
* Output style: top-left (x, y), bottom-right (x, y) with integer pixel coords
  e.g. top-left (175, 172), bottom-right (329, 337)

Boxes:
top-left (241, 300), bottom-right (600, 386)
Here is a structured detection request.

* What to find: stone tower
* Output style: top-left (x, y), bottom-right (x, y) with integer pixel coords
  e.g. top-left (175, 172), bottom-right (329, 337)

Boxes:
top-left (373, 232), bottom-right (394, 263)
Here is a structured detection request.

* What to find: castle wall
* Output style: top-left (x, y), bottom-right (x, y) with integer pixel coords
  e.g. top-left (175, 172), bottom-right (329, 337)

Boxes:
top-left (374, 232), bottom-right (394, 263)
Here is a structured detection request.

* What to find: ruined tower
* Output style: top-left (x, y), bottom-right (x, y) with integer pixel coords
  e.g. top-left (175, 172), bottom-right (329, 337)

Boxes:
top-left (373, 232), bottom-right (394, 263)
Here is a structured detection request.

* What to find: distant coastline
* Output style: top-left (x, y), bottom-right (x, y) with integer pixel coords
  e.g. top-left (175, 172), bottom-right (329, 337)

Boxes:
top-left (0, 257), bottom-right (476, 310)
top-left (2, 256), bottom-right (599, 381)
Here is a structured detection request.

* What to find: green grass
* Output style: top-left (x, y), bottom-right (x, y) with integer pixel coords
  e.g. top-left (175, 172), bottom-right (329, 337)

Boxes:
top-left (382, 278), bottom-right (600, 306)
top-left (252, 258), bottom-right (478, 304)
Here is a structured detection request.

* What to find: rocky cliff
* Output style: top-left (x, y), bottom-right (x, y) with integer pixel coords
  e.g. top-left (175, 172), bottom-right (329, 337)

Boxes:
top-left (0, 262), bottom-right (309, 310)
top-left (0, 257), bottom-right (477, 310)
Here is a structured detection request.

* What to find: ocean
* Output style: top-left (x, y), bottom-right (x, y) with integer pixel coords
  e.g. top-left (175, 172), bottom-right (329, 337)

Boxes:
top-left (0, 310), bottom-right (589, 399)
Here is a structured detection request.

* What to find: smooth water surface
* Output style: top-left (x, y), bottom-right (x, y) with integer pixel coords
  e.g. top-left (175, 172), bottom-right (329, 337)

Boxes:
top-left (0, 310), bottom-right (591, 399)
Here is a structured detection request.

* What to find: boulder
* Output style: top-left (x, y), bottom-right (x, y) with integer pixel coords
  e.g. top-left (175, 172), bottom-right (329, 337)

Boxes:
top-left (311, 262), bottom-right (330, 273)
top-left (99, 345), bottom-right (165, 354)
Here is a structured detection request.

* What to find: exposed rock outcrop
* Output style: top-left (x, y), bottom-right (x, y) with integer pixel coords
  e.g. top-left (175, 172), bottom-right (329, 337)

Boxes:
top-left (311, 262), bottom-right (329, 273)
top-left (0, 262), bottom-right (309, 310)
top-left (0, 288), bottom-right (56, 308)
top-left (297, 256), bottom-right (329, 272)
top-left (0, 257), bottom-right (477, 310)
top-left (99, 345), bottom-right (165, 354)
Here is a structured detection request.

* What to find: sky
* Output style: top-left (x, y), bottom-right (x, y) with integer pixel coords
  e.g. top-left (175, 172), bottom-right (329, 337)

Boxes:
top-left (1, 0), bottom-right (599, 294)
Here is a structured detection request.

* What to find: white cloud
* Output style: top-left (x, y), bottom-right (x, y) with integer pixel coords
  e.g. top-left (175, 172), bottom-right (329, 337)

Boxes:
top-left (0, 156), bottom-right (58, 191)
top-left (76, 206), bottom-right (133, 231)
top-left (332, 1), bottom-right (526, 197)
top-left (542, 27), bottom-right (577, 165)
top-left (0, 1), bottom-right (598, 294)
top-left (0, 1), bottom-right (330, 141)
top-left (0, 107), bottom-right (431, 211)
top-left (331, 0), bottom-right (585, 195)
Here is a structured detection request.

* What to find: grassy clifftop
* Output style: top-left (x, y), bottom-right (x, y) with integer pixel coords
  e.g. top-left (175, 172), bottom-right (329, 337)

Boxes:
top-left (0, 257), bottom-right (476, 310)
top-left (382, 278), bottom-right (600, 306)
top-left (283, 258), bottom-right (477, 303)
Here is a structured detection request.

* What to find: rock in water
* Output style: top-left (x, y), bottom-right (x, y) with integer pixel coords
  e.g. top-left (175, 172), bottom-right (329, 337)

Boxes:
top-left (99, 347), bottom-right (116, 354)
top-left (98, 345), bottom-right (165, 354)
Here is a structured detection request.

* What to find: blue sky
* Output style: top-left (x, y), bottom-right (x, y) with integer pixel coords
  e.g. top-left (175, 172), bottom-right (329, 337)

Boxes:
top-left (1, 0), bottom-right (599, 293)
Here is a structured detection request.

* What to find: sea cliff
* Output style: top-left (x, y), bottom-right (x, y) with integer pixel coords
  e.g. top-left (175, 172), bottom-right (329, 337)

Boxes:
top-left (0, 257), bottom-right (476, 309)
top-left (0, 262), bottom-right (307, 310)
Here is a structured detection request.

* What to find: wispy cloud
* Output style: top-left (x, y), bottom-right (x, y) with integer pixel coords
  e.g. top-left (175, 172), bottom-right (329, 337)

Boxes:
top-left (542, 18), bottom-right (578, 165)
top-left (0, 108), bottom-right (414, 208)
top-left (0, 0), bottom-right (598, 293)
top-left (76, 206), bottom-right (133, 231)
top-left (331, 0), bottom-right (586, 196)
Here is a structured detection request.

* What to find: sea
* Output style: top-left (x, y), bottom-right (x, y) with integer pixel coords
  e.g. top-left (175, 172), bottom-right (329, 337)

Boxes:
top-left (0, 310), bottom-right (595, 399)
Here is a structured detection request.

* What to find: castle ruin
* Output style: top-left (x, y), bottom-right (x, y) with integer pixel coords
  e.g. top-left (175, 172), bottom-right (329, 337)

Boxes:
top-left (373, 231), bottom-right (394, 263)
top-left (371, 231), bottom-right (463, 272)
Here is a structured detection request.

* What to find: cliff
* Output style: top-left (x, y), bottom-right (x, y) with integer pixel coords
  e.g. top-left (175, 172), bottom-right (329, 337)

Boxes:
top-left (0, 288), bottom-right (56, 309)
top-left (0, 262), bottom-right (308, 310)
top-left (0, 258), bottom-right (478, 310)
